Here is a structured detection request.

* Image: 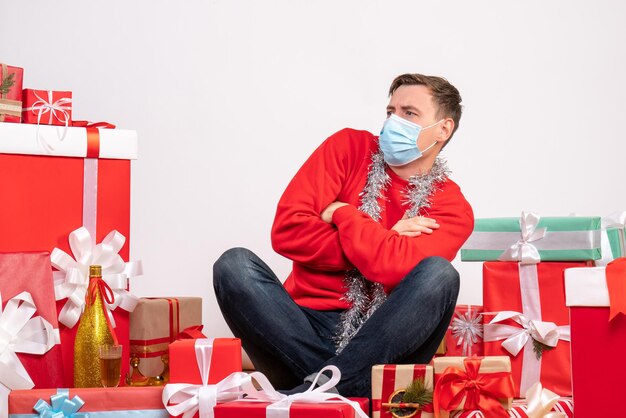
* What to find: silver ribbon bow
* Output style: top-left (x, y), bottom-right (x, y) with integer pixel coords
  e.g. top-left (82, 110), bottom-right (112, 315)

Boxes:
top-left (450, 307), bottom-right (483, 356)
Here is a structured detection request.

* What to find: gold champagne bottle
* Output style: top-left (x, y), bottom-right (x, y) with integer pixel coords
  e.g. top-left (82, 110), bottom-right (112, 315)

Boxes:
top-left (74, 265), bottom-right (117, 387)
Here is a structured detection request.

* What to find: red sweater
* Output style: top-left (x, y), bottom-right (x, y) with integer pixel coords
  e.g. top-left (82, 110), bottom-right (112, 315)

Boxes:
top-left (271, 128), bottom-right (474, 310)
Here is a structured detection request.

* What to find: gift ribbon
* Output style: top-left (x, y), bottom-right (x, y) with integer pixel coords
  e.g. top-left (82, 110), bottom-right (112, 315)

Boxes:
top-left (71, 121), bottom-right (116, 129)
top-left (497, 212), bottom-right (547, 265)
top-left (32, 389), bottom-right (88, 418)
top-left (0, 292), bottom-right (59, 418)
top-left (177, 325), bottom-right (206, 340)
top-left (51, 227), bottom-right (142, 328)
top-left (85, 276), bottom-right (119, 346)
top-left (241, 365), bottom-right (369, 418)
top-left (524, 382), bottom-right (566, 418)
top-left (606, 258), bottom-right (626, 321)
top-left (162, 338), bottom-right (249, 418)
top-left (450, 307), bottom-right (483, 356)
top-left (433, 358), bottom-right (515, 418)
top-left (22, 91), bottom-right (71, 126)
top-left (483, 311), bottom-right (570, 357)
top-left (597, 212), bottom-right (626, 266)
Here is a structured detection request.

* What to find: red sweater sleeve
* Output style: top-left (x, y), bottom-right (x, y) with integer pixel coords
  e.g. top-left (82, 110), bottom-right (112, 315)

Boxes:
top-left (331, 181), bottom-right (474, 287)
top-left (271, 129), bottom-right (355, 271)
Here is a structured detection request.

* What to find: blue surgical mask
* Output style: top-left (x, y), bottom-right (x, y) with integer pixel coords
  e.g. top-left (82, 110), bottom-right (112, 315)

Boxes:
top-left (378, 113), bottom-right (443, 166)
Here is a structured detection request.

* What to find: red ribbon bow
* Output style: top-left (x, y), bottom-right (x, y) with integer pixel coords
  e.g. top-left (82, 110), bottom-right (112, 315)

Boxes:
top-left (433, 358), bottom-right (515, 418)
top-left (606, 257), bottom-right (626, 321)
top-left (86, 276), bottom-right (119, 344)
top-left (176, 325), bottom-right (206, 340)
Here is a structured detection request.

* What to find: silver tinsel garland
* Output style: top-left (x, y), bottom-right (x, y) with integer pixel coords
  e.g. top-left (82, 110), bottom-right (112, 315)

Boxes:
top-left (334, 150), bottom-right (450, 353)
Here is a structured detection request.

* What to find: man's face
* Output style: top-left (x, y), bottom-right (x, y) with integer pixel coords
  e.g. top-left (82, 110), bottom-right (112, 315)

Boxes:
top-left (385, 84), bottom-right (440, 150)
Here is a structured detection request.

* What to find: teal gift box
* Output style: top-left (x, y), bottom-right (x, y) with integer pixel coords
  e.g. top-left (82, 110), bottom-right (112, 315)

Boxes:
top-left (461, 212), bottom-right (601, 263)
top-left (597, 211), bottom-right (626, 265)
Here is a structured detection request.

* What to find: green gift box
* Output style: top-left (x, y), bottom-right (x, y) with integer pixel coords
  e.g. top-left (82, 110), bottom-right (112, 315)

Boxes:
top-left (596, 212), bottom-right (626, 266)
top-left (461, 212), bottom-right (601, 262)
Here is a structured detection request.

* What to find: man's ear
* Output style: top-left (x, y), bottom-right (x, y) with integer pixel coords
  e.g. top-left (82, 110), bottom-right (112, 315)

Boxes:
top-left (437, 118), bottom-right (455, 143)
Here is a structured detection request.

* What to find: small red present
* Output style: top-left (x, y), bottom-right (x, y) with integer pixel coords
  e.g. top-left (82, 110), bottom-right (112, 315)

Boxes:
top-left (0, 122), bottom-right (138, 386)
top-left (169, 338), bottom-right (242, 385)
top-left (22, 89), bottom-right (72, 126)
top-left (0, 63), bottom-right (23, 123)
top-left (565, 259), bottom-right (626, 417)
top-left (482, 261), bottom-right (588, 397)
top-left (444, 305), bottom-right (484, 357)
top-left (371, 364), bottom-right (433, 418)
top-left (8, 387), bottom-right (166, 417)
top-left (0, 253), bottom-right (64, 418)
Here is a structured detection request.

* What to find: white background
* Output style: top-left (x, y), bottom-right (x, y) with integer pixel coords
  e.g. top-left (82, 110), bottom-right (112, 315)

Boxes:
top-left (1, 0), bottom-right (625, 338)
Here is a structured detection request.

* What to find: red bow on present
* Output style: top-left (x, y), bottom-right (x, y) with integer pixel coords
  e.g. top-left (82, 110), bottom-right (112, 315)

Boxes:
top-left (72, 120), bottom-right (116, 129)
top-left (433, 357), bottom-right (515, 418)
top-left (607, 257), bottom-right (626, 321)
top-left (176, 325), bottom-right (206, 340)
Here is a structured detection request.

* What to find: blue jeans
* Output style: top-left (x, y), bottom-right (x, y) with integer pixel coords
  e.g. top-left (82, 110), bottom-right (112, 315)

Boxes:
top-left (213, 247), bottom-right (459, 398)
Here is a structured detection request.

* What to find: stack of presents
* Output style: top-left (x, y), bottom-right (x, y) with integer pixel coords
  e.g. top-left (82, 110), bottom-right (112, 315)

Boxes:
top-left (1, 60), bottom-right (626, 418)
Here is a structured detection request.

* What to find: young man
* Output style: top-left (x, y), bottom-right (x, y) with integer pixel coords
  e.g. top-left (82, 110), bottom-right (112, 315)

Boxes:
top-left (213, 74), bottom-right (474, 397)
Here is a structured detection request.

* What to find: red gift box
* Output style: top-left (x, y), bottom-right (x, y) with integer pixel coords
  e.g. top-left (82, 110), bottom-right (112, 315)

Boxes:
top-left (482, 261), bottom-right (587, 397)
top-left (22, 89), bottom-right (72, 126)
top-left (0, 253), bottom-right (65, 418)
top-left (0, 63), bottom-right (23, 123)
top-left (448, 397), bottom-right (573, 417)
top-left (8, 387), bottom-right (166, 416)
top-left (0, 122), bottom-right (138, 387)
top-left (169, 338), bottom-right (242, 384)
top-left (214, 398), bottom-right (370, 418)
top-left (444, 305), bottom-right (484, 357)
top-left (565, 260), bottom-right (626, 417)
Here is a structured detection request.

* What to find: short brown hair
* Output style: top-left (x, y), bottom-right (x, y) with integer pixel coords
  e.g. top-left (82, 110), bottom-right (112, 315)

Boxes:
top-left (388, 74), bottom-right (462, 147)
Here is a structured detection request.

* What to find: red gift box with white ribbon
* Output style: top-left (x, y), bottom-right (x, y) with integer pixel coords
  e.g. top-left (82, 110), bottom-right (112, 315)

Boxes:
top-left (482, 261), bottom-right (589, 397)
top-left (0, 122), bottom-right (138, 387)
top-left (22, 89), bottom-right (72, 127)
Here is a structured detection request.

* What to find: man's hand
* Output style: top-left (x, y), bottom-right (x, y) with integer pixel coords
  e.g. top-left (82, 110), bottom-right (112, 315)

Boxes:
top-left (392, 215), bottom-right (440, 237)
top-left (321, 201), bottom-right (349, 224)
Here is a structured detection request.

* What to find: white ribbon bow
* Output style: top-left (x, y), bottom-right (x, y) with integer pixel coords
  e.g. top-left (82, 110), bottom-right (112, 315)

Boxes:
top-left (162, 339), bottom-right (248, 418)
top-left (242, 366), bottom-right (369, 418)
top-left (450, 308), bottom-right (483, 356)
top-left (524, 382), bottom-right (567, 418)
top-left (597, 211), bottom-right (626, 266)
top-left (498, 212), bottom-right (547, 265)
top-left (22, 91), bottom-right (73, 153)
top-left (483, 311), bottom-right (570, 357)
top-left (51, 227), bottom-right (142, 328)
top-left (0, 291), bottom-right (59, 418)
top-left (26, 91), bottom-right (72, 126)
